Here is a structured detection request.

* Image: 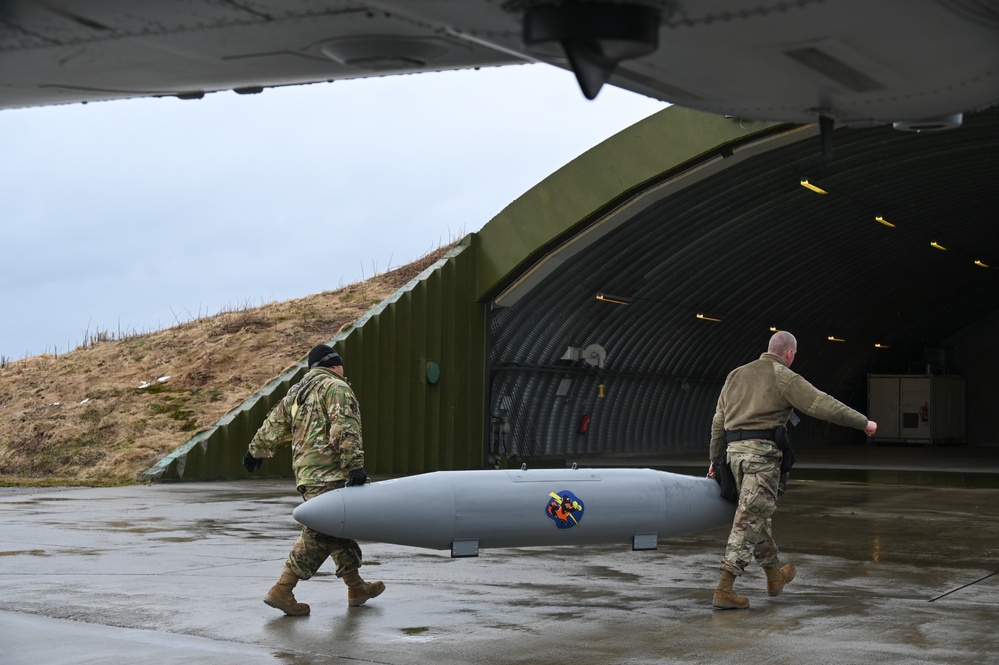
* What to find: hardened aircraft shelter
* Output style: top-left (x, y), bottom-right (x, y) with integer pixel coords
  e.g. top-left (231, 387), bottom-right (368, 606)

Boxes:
top-left (144, 104), bottom-right (999, 482)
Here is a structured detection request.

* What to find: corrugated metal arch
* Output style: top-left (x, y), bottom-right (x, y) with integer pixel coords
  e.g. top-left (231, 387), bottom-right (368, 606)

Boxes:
top-left (486, 106), bottom-right (999, 464)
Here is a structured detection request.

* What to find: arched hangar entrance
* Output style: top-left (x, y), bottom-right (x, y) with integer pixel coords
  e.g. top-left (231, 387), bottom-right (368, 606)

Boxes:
top-left (484, 106), bottom-right (999, 467)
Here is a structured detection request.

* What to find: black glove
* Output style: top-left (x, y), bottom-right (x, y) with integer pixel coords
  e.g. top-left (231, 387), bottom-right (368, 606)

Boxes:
top-left (347, 468), bottom-right (368, 486)
top-left (242, 451), bottom-right (262, 473)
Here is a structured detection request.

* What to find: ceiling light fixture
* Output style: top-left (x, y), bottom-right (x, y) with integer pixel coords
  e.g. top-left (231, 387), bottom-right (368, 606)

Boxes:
top-left (696, 313), bottom-right (722, 322)
top-left (800, 179), bottom-right (828, 194)
top-left (930, 241), bottom-right (947, 251)
top-left (875, 215), bottom-right (896, 228)
top-left (875, 343), bottom-right (890, 349)
top-left (827, 336), bottom-right (845, 342)
top-left (974, 260), bottom-right (989, 268)
top-left (595, 293), bottom-right (631, 306)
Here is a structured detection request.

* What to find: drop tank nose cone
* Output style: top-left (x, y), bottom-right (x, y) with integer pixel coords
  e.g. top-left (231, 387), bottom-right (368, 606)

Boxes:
top-left (293, 487), bottom-right (346, 536)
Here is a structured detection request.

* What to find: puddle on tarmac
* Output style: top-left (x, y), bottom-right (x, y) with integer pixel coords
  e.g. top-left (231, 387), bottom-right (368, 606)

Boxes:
top-left (2, 497), bottom-right (77, 507)
top-left (402, 626), bottom-right (429, 634)
top-left (580, 564), bottom-right (644, 582)
top-left (103, 520), bottom-right (175, 534)
top-left (398, 626), bottom-right (437, 642)
top-left (486, 621), bottom-right (540, 632)
top-left (0, 549), bottom-right (49, 556)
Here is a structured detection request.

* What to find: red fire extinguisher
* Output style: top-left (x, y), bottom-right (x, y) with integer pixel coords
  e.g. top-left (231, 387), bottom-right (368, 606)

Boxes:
top-left (578, 413), bottom-right (591, 434)
top-left (920, 402), bottom-right (929, 422)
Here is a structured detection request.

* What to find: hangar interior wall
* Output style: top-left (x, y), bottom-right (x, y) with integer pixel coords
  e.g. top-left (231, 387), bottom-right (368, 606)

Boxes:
top-left (948, 312), bottom-right (999, 446)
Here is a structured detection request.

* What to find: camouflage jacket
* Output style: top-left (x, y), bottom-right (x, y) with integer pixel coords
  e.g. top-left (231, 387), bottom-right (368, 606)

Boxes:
top-left (249, 367), bottom-right (364, 488)
top-left (709, 352), bottom-right (868, 460)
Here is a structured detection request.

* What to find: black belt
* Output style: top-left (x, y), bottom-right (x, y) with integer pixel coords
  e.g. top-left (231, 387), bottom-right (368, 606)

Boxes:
top-left (298, 479), bottom-right (347, 496)
top-left (725, 429), bottom-right (777, 443)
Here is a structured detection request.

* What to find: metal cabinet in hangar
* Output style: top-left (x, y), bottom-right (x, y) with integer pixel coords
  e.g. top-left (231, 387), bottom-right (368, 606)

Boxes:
top-left (867, 375), bottom-right (965, 444)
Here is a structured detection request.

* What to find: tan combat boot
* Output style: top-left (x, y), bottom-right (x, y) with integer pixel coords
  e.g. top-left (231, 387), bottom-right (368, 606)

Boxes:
top-left (764, 564), bottom-right (796, 597)
top-left (263, 565), bottom-right (310, 616)
top-left (342, 569), bottom-right (385, 607)
top-left (712, 570), bottom-right (750, 610)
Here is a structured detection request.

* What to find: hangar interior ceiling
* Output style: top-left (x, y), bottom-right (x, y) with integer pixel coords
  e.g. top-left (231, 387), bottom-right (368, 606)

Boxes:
top-left (486, 107), bottom-right (999, 464)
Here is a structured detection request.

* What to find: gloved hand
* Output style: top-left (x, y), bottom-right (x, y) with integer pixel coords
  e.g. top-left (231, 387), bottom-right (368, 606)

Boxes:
top-left (347, 468), bottom-right (368, 486)
top-left (242, 451), bottom-right (263, 473)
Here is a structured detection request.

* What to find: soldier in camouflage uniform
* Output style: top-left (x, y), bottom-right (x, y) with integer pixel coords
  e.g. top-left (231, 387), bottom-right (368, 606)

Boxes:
top-left (707, 331), bottom-right (877, 610)
top-left (243, 344), bottom-right (385, 615)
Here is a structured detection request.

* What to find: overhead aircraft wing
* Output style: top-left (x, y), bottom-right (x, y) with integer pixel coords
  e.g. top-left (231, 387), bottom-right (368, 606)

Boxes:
top-left (1, 0), bottom-right (997, 128)
top-left (0, 0), bottom-right (527, 109)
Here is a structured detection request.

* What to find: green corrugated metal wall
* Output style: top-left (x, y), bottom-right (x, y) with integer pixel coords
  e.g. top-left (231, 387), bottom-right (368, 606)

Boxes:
top-left (143, 106), bottom-right (776, 482)
top-left (338, 237), bottom-right (487, 473)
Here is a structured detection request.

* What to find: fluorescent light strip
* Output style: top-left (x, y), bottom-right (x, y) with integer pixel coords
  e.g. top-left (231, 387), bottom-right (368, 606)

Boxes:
top-left (595, 293), bottom-right (631, 306)
top-left (800, 179), bottom-right (828, 194)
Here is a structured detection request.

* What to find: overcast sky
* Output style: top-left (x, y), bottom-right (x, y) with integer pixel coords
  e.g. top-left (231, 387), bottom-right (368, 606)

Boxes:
top-left (0, 64), bottom-right (667, 360)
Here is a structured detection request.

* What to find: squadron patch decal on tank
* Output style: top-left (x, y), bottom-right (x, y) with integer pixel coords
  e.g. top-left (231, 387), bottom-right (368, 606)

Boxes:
top-left (545, 490), bottom-right (584, 529)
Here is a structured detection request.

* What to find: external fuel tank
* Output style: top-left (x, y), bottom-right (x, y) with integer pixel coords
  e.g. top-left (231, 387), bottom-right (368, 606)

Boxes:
top-left (293, 467), bottom-right (734, 557)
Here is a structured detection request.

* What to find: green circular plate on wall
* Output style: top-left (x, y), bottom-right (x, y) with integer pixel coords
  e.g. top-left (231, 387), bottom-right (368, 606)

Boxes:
top-left (426, 361), bottom-right (441, 385)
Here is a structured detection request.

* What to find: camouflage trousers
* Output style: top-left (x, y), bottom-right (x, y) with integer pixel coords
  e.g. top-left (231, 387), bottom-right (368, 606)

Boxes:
top-left (286, 482), bottom-right (363, 581)
top-left (721, 442), bottom-right (783, 576)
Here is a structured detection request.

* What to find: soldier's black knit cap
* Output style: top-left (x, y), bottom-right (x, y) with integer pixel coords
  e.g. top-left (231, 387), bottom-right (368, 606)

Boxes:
top-left (308, 344), bottom-right (343, 369)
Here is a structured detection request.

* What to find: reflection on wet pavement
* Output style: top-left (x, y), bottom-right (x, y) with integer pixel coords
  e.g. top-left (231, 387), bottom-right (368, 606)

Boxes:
top-left (0, 479), bottom-right (996, 665)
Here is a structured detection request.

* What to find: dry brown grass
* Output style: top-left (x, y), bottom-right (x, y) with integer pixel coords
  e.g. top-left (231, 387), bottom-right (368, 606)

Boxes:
top-left (0, 244), bottom-right (454, 487)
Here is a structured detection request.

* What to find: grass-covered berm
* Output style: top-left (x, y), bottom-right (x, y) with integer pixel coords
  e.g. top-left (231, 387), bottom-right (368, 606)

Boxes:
top-left (0, 245), bottom-right (452, 486)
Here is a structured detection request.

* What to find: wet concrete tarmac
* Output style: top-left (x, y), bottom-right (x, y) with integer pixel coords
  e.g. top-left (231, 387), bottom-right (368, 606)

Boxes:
top-left (1, 478), bottom-right (997, 664)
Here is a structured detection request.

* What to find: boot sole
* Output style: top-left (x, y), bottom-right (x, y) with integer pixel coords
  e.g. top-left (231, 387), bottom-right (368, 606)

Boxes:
top-left (348, 583), bottom-right (385, 607)
top-left (263, 595), bottom-right (311, 616)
